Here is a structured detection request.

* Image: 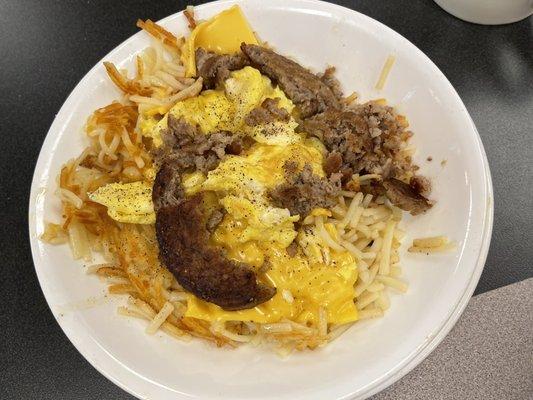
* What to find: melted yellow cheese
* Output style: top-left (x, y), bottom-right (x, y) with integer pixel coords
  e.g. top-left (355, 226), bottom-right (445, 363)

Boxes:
top-left (182, 5), bottom-right (258, 77)
top-left (186, 243), bottom-right (359, 325)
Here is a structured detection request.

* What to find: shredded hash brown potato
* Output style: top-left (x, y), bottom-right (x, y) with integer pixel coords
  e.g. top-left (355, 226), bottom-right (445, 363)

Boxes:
top-left (40, 15), bottom-right (443, 354)
top-left (408, 236), bottom-right (455, 253)
top-left (183, 6), bottom-right (197, 30)
top-left (375, 55), bottom-right (395, 90)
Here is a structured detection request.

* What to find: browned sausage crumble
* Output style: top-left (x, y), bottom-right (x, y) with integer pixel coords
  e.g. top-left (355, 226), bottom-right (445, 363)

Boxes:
top-left (245, 98), bottom-right (290, 126)
top-left (269, 162), bottom-right (341, 218)
top-left (195, 47), bottom-right (250, 89)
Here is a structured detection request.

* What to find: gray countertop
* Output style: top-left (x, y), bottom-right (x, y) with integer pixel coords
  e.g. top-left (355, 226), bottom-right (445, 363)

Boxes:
top-left (372, 279), bottom-right (533, 400)
top-left (1, 0), bottom-right (531, 399)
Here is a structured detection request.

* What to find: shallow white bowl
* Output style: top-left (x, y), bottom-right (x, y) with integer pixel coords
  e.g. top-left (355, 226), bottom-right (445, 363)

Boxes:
top-left (28, 0), bottom-right (493, 399)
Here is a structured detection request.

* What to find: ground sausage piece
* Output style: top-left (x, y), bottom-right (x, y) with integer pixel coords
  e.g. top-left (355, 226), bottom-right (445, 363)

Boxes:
top-left (269, 162), bottom-right (341, 218)
top-left (244, 98), bottom-right (290, 126)
top-left (303, 102), bottom-right (409, 179)
top-left (195, 47), bottom-right (249, 88)
top-left (320, 67), bottom-right (343, 99)
top-left (158, 115), bottom-right (244, 174)
top-left (241, 44), bottom-right (340, 118)
top-left (286, 241), bottom-right (298, 257)
top-left (410, 175), bottom-right (432, 197)
top-left (206, 208), bottom-right (226, 232)
top-left (383, 178), bottom-right (432, 215)
top-left (323, 152), bottom-right (343, 176)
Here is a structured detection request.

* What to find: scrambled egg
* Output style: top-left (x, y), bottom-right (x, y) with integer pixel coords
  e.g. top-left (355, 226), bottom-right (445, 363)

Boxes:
top-left (89, 182), bottom-right (154, 224)
top-left (199, 142), bottom-right (324, 249)
top-left (143, 67), bottom-right (301, 147)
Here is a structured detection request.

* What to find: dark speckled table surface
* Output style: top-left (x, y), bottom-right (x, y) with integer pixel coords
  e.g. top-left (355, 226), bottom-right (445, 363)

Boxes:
top-left (1, 0), bottom-right (531, 399)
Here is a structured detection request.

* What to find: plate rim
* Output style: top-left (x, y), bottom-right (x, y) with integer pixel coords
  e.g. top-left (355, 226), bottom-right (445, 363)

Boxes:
top-left (28, 0), bottom-right (494, 399)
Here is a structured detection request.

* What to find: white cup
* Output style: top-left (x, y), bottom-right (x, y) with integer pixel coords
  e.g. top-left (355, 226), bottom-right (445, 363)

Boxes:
top-left (434, 0), bottom-right (533, 25)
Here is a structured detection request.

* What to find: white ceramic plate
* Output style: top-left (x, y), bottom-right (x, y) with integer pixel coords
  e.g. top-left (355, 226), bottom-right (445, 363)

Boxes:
top-left (28, 0), bottom-right (493, 399)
